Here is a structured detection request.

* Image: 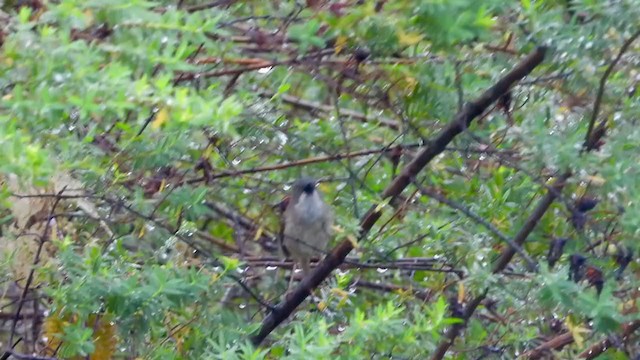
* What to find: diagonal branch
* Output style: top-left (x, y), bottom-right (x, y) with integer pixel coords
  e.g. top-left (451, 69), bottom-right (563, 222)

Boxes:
top-left (491, 173), bottom-right (569, 273)
top-left (578, 319), bottom-right (640, 358)
top-left (3, 188), bottom-right (66, 359)
top-left (584, 29), bottom-right (640, 150)
top-left (430, 173), bottom-right (568, 359)
top-left (249, 46), bottom-right (548, 347)
top-left (430, 29), bottom-right (623, 356)
top-left (413, 181), bottom-right (538, 272)
top-left (520, 319), bottom-right (640, 359)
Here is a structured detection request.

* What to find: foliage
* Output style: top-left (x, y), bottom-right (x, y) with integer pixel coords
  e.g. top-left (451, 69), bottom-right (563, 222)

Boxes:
top-left (0, 0), bottom-right (640, 359)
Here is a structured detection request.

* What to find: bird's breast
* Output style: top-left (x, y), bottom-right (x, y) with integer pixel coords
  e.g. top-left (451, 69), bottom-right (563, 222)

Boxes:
top-left (292, 192), bottom-right (326, 225)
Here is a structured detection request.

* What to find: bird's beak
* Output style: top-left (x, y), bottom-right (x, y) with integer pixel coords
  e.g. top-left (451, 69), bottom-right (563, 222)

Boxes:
top-left (274, 195), bottom-right (291, 212)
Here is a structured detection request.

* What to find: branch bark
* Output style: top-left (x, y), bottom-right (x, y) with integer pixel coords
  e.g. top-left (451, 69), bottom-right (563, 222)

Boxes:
top-left (249, 46), bottom-right (548, 347)
top-left (520, 319), bottom-right (640, 359)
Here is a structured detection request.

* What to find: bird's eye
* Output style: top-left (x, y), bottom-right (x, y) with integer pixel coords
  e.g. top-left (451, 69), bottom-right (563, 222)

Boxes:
top-left (302, 183), bottom-right (315, 193)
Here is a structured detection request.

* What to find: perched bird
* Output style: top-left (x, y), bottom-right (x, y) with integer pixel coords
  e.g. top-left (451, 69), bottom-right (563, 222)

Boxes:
top-left (281, 177), bottom-right (333, 277)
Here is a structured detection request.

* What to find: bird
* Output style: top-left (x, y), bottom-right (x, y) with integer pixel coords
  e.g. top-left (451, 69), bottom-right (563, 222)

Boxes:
top-left (280, 177), bottom-right (333, 280)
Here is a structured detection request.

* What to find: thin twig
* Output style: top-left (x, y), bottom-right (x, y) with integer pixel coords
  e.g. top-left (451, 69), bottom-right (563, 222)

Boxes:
top-left (413, 180), bottom-right (538, 272)
top-left (5, 188), bottom-right (66, 358)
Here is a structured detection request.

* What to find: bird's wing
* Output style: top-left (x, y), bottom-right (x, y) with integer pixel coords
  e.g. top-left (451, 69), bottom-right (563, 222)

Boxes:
top-left (279, 200), bottom-right (292, 258)
top-left (322, 205), bottom-right (334, 237)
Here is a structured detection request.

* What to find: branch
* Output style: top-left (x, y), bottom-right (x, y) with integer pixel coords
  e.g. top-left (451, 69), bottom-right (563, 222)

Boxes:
top-left (4, 188), bottom-right (65, 358)
top-left (249, 46), bottom-right (548, 347)
top-left (413, 181), bottom-right (537, 272)
top-left (430, 290), bottom-right (489, 360)
top-left (491, 173), bottom-right (569, 273)
top-left (174, 49), bottom-right (334, 83)
top-left (429, 59), bottom-right (615, 355)
top-left (519, 332), bottom-right (574, 359)
top-left (244, 256), bottom-right (463, 276)
top-left (520, 319), bottom-right (640, 359)
top-left (185, 143), bottom-right (421, 184)
top-left (578, 320), bottom-right (640, 359)
top-left (259, 91), bottom-right (401, 130)
top-left (584, 29), bottom-right (640, 150)
top-left (430, 173), bottom-right (568, 359)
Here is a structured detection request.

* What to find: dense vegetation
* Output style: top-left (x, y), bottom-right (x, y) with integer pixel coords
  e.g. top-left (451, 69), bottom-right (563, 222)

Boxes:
top-left (1, 0), bottom-right (639, 359)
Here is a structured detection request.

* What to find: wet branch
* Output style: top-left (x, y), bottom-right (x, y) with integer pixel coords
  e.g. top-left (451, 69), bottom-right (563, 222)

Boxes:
top-left (249, 46), bottom-right (548, 347)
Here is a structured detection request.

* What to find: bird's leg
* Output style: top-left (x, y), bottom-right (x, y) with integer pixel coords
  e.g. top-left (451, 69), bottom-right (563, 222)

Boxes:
top-left (287, 263), bottom-right (298, 293)
top-left (300, 256), bottom-right (323, 303)
top-left (300, 257), bottom-right (311, 277)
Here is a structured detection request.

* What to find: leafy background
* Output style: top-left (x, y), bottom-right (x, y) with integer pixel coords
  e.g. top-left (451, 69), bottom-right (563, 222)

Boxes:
top-left (0, 0), bottom-right (639, 359)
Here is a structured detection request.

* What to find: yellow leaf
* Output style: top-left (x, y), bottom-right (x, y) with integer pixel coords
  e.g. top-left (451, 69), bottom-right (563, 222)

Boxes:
top-left (253, 226), bottom-right (263, 241)
top-left (331, 288), bottom-right (349, 299)
top-left (374, 198), bottom-right (392, 212)
top-left (404, 76), bottom-right (417, 93)
top-left (565, 317), bottom-right (590, 348)
top-left (397, 30), bottom-right (424, 46)
top-left (605, 243), bottom-right (618, 255)
top-left (151, 107), bottom-right (169, 129)
top-left (90, 314), bottom-right (117, 360)
top-left (334, 35), bottom-right (348, 55)
top-left (202, 144), bottom-right (214, 159)
top-left (584, 175), bottom-right (606, 186)
top-left (83, 9), bottom-right (94, 26)
top-left (346, 235), bottom-right (358, 248)
top-left (457, 282), bottom-right (465, 304)
top-left (317, 301), bottom-right (327, 311)
top-left (43, 313), bottom-right (65, 356)
top-left (319, 182), bottom-right (331, 193)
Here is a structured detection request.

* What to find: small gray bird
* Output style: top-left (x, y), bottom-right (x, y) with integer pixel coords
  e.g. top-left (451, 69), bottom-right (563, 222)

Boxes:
top-left (281, 177), bottom-right (333, 277)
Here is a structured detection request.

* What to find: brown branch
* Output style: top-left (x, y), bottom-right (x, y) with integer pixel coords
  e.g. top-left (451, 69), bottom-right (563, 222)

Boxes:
top-left (578, 320), bottom-right (640, 358)
top-left (174, 49), bottom-right (334, 83)
top-left (491, 173), bottom-right (569, 274)
top-left (430, 44), bottom-right (617, 355)
top-left (174, 61), bottom-right (287, 83)
top-left (414, 181), bottom-right (537, 272)
top-left (584, 29), bottom-right (640, 150)
top-left (520, 319), bottom-right (640, 359)
top-left (520, 332), bottom-right (574, 359)
top-left (430, 173), bottom-right (568, 359)
top-left (185, 144), bottom-right (421, 184)
top-left (244, 256), bottom-right (462, 276)
top-left (249, 46), bottom-right (548, 347)
top-left (430, 290), bottom-right (489, 360)
top-left (259, 91), bottom-right (401, 130)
